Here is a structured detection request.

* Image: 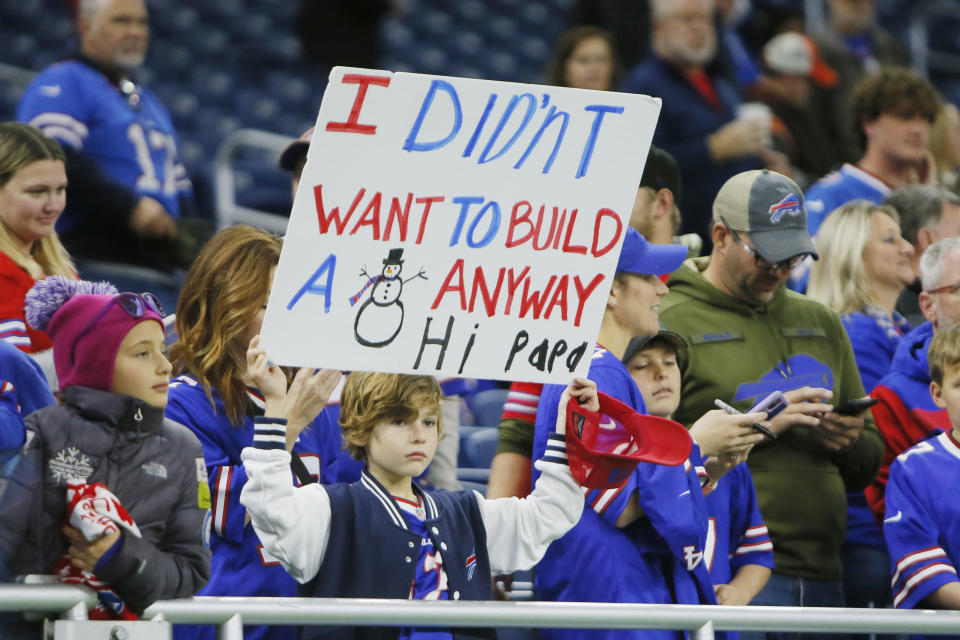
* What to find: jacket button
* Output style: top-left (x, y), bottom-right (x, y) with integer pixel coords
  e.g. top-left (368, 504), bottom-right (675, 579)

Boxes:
top-left (408, 541), bottom-right (415, 548)
top-left (440, 542), bottom-right (447, 551)
top-left (405, 556), bottom-right (412, 563)
top-left (431, 526), bottom-right (439, 535)
top-left (453, 591), bottom-right (460, 600)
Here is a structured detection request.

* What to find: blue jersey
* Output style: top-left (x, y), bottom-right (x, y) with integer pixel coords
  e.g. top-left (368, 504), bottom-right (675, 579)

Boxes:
top-left (884, 431), bottom-right (960, 611)
top-left (17, 59), bottom-right (191, 233)
top-left (165, 375), bottom-right (341, 640)
top-left (689, 449), bottom-right (774, 585)
top-left (804, 164), bottom-right (890, 236)
top-left (532, 346), bottom-right (716, 640)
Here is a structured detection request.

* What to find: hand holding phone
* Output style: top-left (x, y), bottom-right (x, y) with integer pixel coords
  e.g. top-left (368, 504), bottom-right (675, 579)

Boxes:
top-left (714, 397), bottom-right (778, 440)
top-left (832, 396), bottom-right (878, 416)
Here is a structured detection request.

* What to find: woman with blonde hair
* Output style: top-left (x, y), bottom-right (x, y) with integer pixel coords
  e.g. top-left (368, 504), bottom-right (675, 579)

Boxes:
top-left (166, 225), bottom-right (341, 640)
top-left (808, 199), bottom-right (915, 390)
top-left (807, 198), bottom-right (913, 617)
top-left (0, 122), bottom-right (75, 356)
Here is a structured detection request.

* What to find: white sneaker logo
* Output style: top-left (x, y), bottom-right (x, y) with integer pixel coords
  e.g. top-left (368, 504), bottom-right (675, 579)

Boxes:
top-left (885, 510), bottom-right (903, 523)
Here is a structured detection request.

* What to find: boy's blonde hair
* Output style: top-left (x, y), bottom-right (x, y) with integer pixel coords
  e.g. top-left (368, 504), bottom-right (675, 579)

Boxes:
top-left (929, 323), bottom-right (960, 385)
top-left (339, 372), bottom-right (444, 461)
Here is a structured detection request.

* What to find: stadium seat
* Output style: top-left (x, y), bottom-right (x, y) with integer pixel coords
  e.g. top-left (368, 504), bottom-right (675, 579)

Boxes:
top-left (461, 428), bottom-right (499, 470)
top-left (466, 388), bottom-right (509, 427)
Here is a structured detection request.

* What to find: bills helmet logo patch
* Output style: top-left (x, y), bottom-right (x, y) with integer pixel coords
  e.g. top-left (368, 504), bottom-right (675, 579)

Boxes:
top-left (768, 193), bottom-right (801, 223)
top-left (572, 412), bottom-right (585, 438)
top-left (465, 551), bottom-right (477, 581)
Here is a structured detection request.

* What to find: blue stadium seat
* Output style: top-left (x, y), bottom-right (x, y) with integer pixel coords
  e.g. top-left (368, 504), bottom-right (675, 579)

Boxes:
top-left (466, 388), bottom-right (509, 427)
top-left (461, 427), bottom-right (499, 469)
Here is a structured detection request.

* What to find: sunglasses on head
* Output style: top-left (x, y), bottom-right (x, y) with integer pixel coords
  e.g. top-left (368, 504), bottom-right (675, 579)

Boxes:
top-left (70, 292), bottom-right (165, 367)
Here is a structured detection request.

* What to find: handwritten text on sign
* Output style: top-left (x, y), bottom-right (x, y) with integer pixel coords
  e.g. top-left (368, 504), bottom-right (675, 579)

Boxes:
top-left (260, 67), bottom-right (661, 384)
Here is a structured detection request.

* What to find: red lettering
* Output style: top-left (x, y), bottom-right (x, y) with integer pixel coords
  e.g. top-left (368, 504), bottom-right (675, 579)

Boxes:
top-left (591, 208), bottom-right (622, 257)
top-left (543, 274), bottom-right (568, 322)
top-left (350, 192), bottom-right (382, 239)
top-left (506, 201), bottom-right (533, 248)
top-left (384, 193), bottom-right (413, 242)
top-left (519, 276), bottom-right (557, 320)
top-left (314, 185), bottom-right (366, 235)
top-left (325, 74), bottom-right (391, 135)
top-left (573, 273), bottom-right (605, 327)
top-left (431, 259), bottom-right (467, 310)
top-left (469, 267), bottom-right (506, 317)
top-left (503, 266), bottom-right (530, 316)
top-left (562, 209), bottom-right (587, 255)
top-left (415, 196), bottom-right (445, 244)
top-left (532, 206), bottom-right (559, 251)
top-left (552, 210), bottom-right (567, 250)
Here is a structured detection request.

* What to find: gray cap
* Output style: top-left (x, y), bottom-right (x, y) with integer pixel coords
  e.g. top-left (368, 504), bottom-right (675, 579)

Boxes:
top-left (713, 169), bottom-right (818, 262)
top-left (622, 328), bottom-right (687, 364)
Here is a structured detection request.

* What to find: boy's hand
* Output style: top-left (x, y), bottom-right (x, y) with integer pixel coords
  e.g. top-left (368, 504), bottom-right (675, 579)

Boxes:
top-left (690, 409), bottom-right (766, 459)
top-left (247, 336), bottom-right (287, 402)
top-left (62, 525), bottom-right (121, 572)
top-left (555, 377), bottom-right (598, 436)
top-left (282, 367), bottom-right (342, 448)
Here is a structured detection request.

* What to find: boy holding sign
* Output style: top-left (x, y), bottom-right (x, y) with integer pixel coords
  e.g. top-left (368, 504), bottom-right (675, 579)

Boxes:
top-left (241, 347), bottom-right (590, 639)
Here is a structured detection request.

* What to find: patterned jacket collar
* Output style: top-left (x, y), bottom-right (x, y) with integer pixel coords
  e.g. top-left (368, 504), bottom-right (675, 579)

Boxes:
top-left (359, 468), bottom-right (438, 530)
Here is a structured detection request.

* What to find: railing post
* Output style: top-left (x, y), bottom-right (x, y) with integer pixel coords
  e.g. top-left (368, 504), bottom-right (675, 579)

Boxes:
top-left (217, 613), bottom-right (243, 640)
top-left (694, 619), bottom-right (715, 640)
top-left (61, 600), bottom-right (89, 621)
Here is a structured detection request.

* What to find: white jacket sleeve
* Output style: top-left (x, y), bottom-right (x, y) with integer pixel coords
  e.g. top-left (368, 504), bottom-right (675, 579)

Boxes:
top-left (240, 441), bottom-right (331, 584)
top-left (476, 432), bottom-right (584, 574)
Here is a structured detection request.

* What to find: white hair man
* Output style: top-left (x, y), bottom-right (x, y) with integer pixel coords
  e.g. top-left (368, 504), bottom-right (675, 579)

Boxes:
top-left (17, 0), bottom-right (193, 271)
top-left (866, 237), bottom-right (960, 524)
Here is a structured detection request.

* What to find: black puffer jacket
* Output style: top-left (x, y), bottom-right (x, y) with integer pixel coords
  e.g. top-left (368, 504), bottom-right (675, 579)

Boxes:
top-left (0, 386), bottom-right (210, 613)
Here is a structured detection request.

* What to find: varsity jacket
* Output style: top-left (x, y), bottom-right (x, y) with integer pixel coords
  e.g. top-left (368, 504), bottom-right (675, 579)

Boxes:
top-left (865, 322), bottom-right (951, 522)
top-left (241, 423), bottom-right (582, 640)
top-left (0, 386), bottom-right (210, 613)
top-left (661, 257), bottom-right (882, 580)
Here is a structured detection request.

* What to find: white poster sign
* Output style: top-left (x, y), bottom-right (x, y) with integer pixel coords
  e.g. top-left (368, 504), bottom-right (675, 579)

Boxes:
top-left (261, 66), bottom-right (661, 384)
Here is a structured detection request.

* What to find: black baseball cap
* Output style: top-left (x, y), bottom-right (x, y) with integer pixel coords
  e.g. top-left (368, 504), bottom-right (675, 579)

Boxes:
top-left (640, 146), bottom-right (682, 204)
top-left (622, 328), bottom-right (687, 363)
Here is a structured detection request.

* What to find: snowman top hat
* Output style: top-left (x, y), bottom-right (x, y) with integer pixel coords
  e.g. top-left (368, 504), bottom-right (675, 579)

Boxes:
top-left (383, 248), bottom-right (405, 265)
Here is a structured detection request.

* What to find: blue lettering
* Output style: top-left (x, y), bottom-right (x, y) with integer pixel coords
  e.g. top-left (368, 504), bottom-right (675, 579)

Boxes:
top-left (449, 196), bottom-right (484, 247)
top-left (478, 93), bottom-right (537, 165)
top-left (467, 201), bottom-right (501, 248)
top-left (576, 104), bottom-right (624, 179)
top-left (514, 101), bottom-right (570, 174)
top-left (402, 80), bottom-right (463, 153)
top-left (463, 93), bottom-right (497, 158)
top-left (287, 254), bottom-right (337, 312)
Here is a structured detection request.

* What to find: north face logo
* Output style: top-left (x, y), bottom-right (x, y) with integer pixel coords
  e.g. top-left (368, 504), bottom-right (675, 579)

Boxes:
top-left (768, 193), bottom-right (802, 223)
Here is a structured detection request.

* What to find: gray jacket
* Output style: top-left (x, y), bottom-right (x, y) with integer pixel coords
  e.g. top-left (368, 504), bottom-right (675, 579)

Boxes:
top-left (0, 386), bottom-right (210, 613)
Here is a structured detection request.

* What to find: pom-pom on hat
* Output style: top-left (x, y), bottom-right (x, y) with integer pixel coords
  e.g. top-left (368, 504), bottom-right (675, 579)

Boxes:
top-left (24, 276), bottom-right (164, 392)
top-left (566, 391), bottom-right (692, 489)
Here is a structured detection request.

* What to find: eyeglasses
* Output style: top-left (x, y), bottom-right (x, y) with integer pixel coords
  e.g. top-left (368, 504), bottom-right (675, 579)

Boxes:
top-left (927, 282), bottom-right (960, 297)
top-left (720, 217), bottom-right (808, 272)
top-left (70, 292), bottom-right (164, 366)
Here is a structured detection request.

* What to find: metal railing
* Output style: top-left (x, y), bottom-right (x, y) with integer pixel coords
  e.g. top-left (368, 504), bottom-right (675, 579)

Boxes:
top-left (7, 584), bottom-right (960, 640)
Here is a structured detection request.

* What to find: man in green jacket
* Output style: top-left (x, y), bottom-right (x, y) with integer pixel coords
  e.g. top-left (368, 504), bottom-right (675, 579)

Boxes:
top-left (660, 169), bottom-right (883, 630)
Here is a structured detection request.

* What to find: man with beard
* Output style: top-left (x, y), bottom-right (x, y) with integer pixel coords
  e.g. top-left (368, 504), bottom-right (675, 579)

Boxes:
top-left (622, 0), bottom-right (782, 247)
top-left (660, 170), bottom-right (882, 634)
top-left (17, 0), bottom-right (194, 270)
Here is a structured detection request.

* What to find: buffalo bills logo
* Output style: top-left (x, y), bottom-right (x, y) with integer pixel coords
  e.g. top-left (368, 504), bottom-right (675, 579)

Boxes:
top-left (768, 193), bottom-right (802, 223)
top-left (465, 551), bottom-right (477, 581)
top-left (734, 354), bottom-right (833, 406)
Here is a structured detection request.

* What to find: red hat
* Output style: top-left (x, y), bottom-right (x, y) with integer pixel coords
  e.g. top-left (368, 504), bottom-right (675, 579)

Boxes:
top-left (566, 391), bottom-right (692, 489)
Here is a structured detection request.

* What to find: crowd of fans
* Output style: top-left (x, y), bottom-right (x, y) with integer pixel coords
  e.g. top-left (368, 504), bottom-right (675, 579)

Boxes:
top-left (2, 0), bottom-right (960, 638)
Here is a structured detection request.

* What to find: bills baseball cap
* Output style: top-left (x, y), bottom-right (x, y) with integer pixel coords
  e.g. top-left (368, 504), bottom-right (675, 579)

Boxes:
top-left (566, 391), bottom-right (692, 489)
top-left (622, 328), bottom-right (687, 363)
top-left (763, 32), bottom-right (838, 88)
top-left (617, 227), bottom-right (688, 276)
top-left (640, 146), bottom-right (682, 203)
top-left (713, 169), bottom-right (818, 262)
top-left (278, 127), bottom-right (314, 171)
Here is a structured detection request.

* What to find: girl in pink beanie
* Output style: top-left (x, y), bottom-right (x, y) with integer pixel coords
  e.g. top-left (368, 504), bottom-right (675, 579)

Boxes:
top-left (0, 276), bottom-right (209, 626)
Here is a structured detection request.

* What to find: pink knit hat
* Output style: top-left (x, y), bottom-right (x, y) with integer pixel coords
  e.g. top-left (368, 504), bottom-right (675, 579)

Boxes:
top-left (24, 276), bottom-right (164, 392)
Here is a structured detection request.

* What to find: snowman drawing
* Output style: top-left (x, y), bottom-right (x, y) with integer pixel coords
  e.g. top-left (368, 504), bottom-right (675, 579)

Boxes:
top-left (350, 248), bottom-right (427, 347)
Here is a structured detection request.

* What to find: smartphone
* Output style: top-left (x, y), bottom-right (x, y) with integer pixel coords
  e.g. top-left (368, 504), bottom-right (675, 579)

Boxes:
top-left (833, 396), bottom-right (879, 416)
top-left (749, 391), bottom-right (789, 421)
top-left (714, 398), bottom-right (777, 440)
